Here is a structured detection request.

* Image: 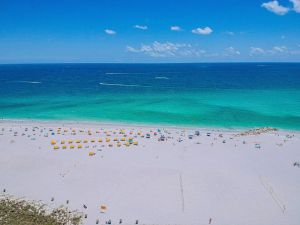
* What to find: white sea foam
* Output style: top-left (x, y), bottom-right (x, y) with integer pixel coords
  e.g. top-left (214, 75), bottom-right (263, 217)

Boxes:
top-left (155, 76), bottom-right (169, 80)
top-left (99, 82), bottom-right (149, 87)
top-left (105, 72), bottom-right (130, 75)
top-left (16, 81), bottom-right (42, 84)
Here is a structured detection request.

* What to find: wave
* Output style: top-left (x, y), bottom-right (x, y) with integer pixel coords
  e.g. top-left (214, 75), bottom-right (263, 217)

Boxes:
top-left (105, 72), bottom-right (130, 75)
top-left (155, 76), bottom-right (169, 80)
top-left (99, 82), bottom-right (150, 87)
top-left (16, 81), bottom-right (42, 84)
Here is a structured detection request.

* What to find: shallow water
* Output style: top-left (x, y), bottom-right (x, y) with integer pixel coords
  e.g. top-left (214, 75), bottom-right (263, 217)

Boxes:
top-left (0, 63), bottom-right (300, 129)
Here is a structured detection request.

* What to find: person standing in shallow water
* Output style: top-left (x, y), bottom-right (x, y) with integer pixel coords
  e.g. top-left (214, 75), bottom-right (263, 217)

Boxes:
top-left (209, 218), bottom-right (212, 224)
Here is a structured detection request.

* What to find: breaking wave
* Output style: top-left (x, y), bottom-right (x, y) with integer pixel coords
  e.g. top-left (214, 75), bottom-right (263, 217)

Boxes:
top-left (99, 82), bottom-right (150, 87)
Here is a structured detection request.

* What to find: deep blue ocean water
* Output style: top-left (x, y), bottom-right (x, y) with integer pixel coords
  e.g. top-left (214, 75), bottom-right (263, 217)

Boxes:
top-left (0, 63), bottom-right (300, 129)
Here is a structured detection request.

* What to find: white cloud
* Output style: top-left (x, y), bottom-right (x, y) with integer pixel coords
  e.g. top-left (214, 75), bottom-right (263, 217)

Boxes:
top-left (126, 41), bottom-right (205, 57)
top-left (170, 26), bottom-right (181, 31)
top-left (250, 47), bottom-right (265, 55)
top-left (225, 47), bottom-right (241, 55)
top-left (104, 29), bottom-right (116, 35)
top-left (261, 1), bottom-right (289, 15)
top-left (192, 27), bottom-right (213, 35)
top-left (290, 0), bottom-right (300, 12)
top-left (134, 25), bottom-right (148, 30)
top-left (272, 46), bottom-right (288, 53)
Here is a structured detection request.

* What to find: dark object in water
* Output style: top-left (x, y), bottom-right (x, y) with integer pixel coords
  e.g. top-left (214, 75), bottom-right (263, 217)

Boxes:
top-left (206, 133), bottom-right (211, 137)
top-left (119, 219), bottom-right (122, 224)
top-left (188, 135), bottom-right (193, 139)
top-left (135, 220), bottom-right (139, 224)
top-left (84, 214), bottom-right (87, 219)
top-left (3, 189), bottom-right (6, 193)
top-left (96, 219), bottom-right (99, 224)
top-left (83, 204), bottom-right (87, 209)
top-left (51, 197), bottom-right (54, 201)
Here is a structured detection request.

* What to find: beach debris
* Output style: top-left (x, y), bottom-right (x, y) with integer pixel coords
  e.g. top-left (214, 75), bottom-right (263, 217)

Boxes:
top-left (293, 162), bottom-right (300, 168)
top-left (236, 127), bottom-right (278, 136)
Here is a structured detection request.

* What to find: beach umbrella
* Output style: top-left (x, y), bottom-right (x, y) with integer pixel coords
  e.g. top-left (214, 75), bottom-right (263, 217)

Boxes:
top-left (70, 145), bottom-right (75, 149)
top-left (133, 141), bottom-right (138, 146)
top-left (113, 137), bottom-right (118, 141)
top-left (117, 143), bottom-right (122, 147)
top-left (62, 145), bottom-right (67, 149)
top-left (121, 137), bottom-right (126, 142)
top-left (78, 144), bottom-right (82, 149)
top-left (106, 138), bottom-right (110, 142)
top-left (61, 140), bottom-right (65, 144)
top-left (76, 140), bottom-right (81, 143)
top-left (68, 140), bottom-right (73, 144)
top-left (100, 205), bottom-right (107, 213)
top-left (53, 145), bottom-right (59, 150)
top-left (84, 139), bottom-right (88, 143)
top-left (91, 139), bottom-right (95, 143)
top-left (98, 138), bottom-right (103, 142)
top-left (89, 152), bottom-right (96, 156)
top-left (51, 140), bottom-right (57, 145)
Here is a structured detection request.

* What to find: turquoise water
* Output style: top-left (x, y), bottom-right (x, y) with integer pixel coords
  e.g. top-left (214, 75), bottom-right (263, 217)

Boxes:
top-left (0, 63), bottom-right (300, 129)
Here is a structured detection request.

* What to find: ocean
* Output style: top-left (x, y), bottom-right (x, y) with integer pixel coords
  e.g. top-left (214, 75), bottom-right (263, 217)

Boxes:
top-left (0, 63), bottom-right (300, 130)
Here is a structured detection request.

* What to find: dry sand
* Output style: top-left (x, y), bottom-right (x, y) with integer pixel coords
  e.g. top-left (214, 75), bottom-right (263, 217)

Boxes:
top-left (0, 120), bottom-right (300, 225)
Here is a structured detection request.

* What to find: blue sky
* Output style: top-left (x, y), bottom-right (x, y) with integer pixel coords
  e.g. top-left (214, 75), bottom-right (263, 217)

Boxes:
top-left (0, 0), bottom-right (300, 63)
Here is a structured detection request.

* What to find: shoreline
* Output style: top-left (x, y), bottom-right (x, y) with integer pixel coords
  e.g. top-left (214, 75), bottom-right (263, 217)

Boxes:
top-left (1, 118), bottom-right (300, 133)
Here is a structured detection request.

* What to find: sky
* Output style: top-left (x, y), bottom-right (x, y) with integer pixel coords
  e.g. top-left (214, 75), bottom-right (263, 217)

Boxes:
top-left (0, 0), bottom-right (300, 63)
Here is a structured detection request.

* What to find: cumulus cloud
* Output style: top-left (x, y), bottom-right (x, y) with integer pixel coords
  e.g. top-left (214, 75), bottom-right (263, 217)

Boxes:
top-left (126, 41), bottom-right (205, 57)
top-left (272, 46), bottom-right (288, 53)
top-left (225, 47), bottom-right (241, 55)
top-left (170, 26), bottom-right (181, 31)
top-left (290, 0), bottom-right (300, 12)
top-left (250, 47), bottom-right (265, 55)
top-left (192, 27), bottom-right (213, 35)
top-left (261, 1), bottom-right (289, 15)
top-left (104, 29), bottom-right (116, 35)
top-left (134, 25), bottom-right (148, 30)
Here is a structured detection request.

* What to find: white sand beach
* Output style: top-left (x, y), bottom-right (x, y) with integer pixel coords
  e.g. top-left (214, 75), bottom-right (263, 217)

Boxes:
top-left (0, 120), bottom-right (300, 225)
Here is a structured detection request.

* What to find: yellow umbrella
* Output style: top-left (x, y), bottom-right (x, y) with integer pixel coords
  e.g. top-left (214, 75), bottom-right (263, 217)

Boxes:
top-left (53, 145), bottom-right (59, 150)
top-left (89, 152), bottom-right (95, 156)
top-left (51, 140), bottom-right (57, 145)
